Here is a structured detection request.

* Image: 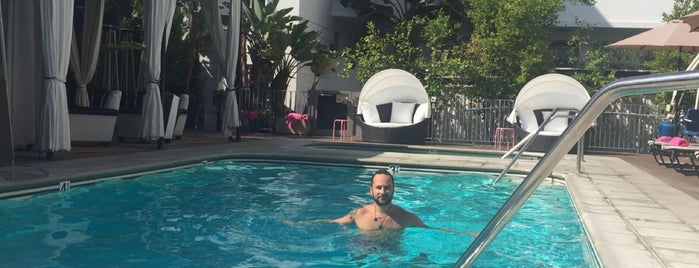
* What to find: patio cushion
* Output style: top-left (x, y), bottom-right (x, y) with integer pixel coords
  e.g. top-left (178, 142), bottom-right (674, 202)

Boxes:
top-left (518, 109), bottom-right (537, 132)
top-left (360, 102), bottom-right (381, 123)
top-left (541, 110), bottom-right (570, 133)
top-left (413, 102), bottom-right (429, 123)
top-left (390, 102), bottom-right (416, 124)
top-left (376, 102), bottom-right (393, 122)
top-left (364, 121), bottom-right (413, 128)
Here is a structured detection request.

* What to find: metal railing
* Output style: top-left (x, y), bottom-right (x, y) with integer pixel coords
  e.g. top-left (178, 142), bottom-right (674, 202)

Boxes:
top-left (426, 97), bottom-right (663, 153)
top-left (237, 88), bottom-right (300, 132)
top-left (234, 88), bottom-right (664, 153)
top-left (491, 108), bottom-right (580, 185)
top-left (454, 70), bottom-right (699, 267)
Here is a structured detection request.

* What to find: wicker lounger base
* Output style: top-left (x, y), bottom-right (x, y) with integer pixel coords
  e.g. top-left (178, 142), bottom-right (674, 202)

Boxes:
top-left (356, 119), bottom-right (428, 145)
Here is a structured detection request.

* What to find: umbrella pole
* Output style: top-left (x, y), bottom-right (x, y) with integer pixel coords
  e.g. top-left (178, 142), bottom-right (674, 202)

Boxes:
top-left (670, 52), bottom-right (699, 120)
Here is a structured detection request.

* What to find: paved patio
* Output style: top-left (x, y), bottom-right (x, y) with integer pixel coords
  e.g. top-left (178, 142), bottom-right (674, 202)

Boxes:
top-left (1, 131), bottom-right (698, 267)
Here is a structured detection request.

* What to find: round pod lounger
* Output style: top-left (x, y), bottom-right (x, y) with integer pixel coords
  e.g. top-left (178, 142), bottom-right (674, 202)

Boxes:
top-left (506, 73), bottom-right (591, 152)
top-left (355, 69), bottom-right (431, 144)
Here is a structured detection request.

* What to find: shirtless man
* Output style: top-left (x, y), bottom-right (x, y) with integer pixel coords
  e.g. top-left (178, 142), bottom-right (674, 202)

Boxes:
top-left (287, 169), bottom-right (428, 230)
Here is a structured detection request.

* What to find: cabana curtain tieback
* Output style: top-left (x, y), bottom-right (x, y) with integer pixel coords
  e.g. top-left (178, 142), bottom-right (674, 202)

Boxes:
top-left (44, 76), bottom-right (66, 83)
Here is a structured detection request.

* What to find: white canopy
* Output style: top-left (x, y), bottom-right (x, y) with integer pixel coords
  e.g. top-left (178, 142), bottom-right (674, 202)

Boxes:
top-left (357, 69), bottom-right (431, 118)
top-left (507, 73), bottom-right (590, 133)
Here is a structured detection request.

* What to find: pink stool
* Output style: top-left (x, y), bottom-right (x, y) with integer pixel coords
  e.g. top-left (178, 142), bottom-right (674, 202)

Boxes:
top-left (494, 127), bottom-right (515, 150)
top-left (332, 119), bottom-right (350, 141)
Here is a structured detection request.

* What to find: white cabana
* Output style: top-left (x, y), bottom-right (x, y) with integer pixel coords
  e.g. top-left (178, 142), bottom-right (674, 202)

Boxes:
top-left (203, 0), bottom-right (242, 140)
top-left (507, 73), bottom-right (591, 152)
top-left (355, 69), bottom-right (432, 144)
top-left (139, 0), bottom-right (177, 141)
top-left (36, 0), bottom-right (74, 154)
top-left (69, 0), bottom-right (105, 108)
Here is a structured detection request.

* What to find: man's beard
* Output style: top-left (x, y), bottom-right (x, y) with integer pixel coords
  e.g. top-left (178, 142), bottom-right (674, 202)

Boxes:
top-left (373, 194), bottom-right (392, 206)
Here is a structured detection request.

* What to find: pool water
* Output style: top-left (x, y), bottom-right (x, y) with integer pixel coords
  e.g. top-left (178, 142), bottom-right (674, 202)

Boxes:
top-left (0, 161), bottom-right (597, 267)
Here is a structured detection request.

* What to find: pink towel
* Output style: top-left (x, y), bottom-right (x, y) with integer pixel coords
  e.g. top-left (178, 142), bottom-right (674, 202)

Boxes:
top-left (285, 112), bottom-right (308, 129)
top-left (655, 136), bottom-right (673, 142)
top-left (669, 136), bottom-right (689, 147)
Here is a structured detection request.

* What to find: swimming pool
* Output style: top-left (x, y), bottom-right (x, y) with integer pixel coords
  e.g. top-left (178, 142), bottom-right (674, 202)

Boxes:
top-left (0, 161), bottom-right (598, 267)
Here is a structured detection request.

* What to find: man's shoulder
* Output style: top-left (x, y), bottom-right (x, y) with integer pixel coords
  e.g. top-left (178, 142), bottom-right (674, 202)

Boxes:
top-left (356, 205), bottom-right (372, 214)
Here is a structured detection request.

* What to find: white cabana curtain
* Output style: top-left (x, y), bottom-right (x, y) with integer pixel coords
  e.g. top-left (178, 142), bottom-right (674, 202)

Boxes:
top-left (37, 0), bottom-right (74, 152)
top-left (69, 0), bottom-right (105, 107)
top-left (203, 0), bottom-right (241, 137)
top-left (0, 1), bottom-right (14, 165)
top-left (140, 0), bottom-right (176, 140)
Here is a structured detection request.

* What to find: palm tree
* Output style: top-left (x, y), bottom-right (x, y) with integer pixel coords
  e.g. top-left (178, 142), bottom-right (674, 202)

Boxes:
top-left (242, 0), bottom-right (336, 113)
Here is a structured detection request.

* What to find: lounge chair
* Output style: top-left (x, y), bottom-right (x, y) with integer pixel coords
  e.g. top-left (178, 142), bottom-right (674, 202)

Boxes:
top-left (660, 143), bottom-right (699, 174)
top-left (115, 93), bottom-right (180, 143)
top-left (648, 140), bottom-right (672, 166)
top-left (69, 90), bottom-right (122, 145)
top-left (681, 108), bottom-right (699, 139)
top-left (173, 94), bottom-right (189, 140)
top-left (354, 69), bottom-right (431, 144)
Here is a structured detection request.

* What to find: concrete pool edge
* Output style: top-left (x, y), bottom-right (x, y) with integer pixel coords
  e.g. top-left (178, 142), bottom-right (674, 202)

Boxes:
top-left (0, 139), bottom-right (536, 197)
top-left (0, 152), bottom-right (533, 199)
top-left (557, 154), bottom-right (699, 268)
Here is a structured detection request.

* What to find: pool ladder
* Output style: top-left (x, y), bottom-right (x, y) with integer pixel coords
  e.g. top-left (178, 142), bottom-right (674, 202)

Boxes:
top-left (455, 70), bottom-right (699, 267)
top-left (491, 107), bottom-right (581, 186)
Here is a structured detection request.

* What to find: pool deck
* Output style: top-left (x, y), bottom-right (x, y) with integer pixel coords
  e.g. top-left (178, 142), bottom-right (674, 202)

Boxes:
top-left (1, 132), bottom-right (698, 267)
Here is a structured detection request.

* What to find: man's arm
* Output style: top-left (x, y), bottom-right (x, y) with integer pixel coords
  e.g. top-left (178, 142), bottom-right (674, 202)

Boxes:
top-left (405, 213), bottom-right (472, 234)
top-left (330, 208), bottom-right (357, 224)
top-left (286, 209), bottom-right (357, 225)
top-left (408, 213), bottom-right (429, 228)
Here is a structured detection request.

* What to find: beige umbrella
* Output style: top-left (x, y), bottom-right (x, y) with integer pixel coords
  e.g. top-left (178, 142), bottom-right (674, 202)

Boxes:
top-left (608, 19), bottom-right (699, 116)
top-left (681, 11), bottom-right (699, 109)
top-left (681, 10), bottom-right (699, 31)
top-left (608, 20), bottom-right (699, 57)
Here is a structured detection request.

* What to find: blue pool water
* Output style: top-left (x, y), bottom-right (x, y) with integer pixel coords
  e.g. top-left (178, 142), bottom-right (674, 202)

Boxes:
top-left (0, 161), bottom-right (597, 267)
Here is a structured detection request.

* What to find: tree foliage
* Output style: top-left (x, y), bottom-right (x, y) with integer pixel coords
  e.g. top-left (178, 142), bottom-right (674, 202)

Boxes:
top-left (339, 12), bottom-right (468, 103)
top-left (162, 1), bottom-right (209, 95)
top-left (243, 0), bottom-right (336, 93)
top-left (465, 0), bottom-right (565, 98)
top-left (567, 21), bottom-right (616, 95)
top-left (340, 0), bottom-right (586, 100)
top-left (339, 0), bottom-right (471, 32)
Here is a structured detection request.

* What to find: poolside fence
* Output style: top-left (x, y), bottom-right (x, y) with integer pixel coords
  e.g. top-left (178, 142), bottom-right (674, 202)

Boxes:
top-left (426, 96), bottom-right (664, 154)
top-left (237, 88), bottom-right (664, 153)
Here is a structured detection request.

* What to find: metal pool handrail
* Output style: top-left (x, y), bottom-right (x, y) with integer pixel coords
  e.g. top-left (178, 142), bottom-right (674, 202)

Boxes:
top-left (455, 70), bottom-right (699, 267)
top-left (492, 107), bottom-right (579, 185)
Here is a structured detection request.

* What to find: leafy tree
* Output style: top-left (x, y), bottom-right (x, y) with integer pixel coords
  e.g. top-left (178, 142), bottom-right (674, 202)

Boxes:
top-left (242, 0), bottom-right (337, 113)
top-left (340, 0), bottom-right (596, 101)
top-left (567, 21), bottom-right (616, 95)
top-left (162, 1), bottom-right (209, 96)
top-left (243, 0), bottom-right (334, 90)
top-left (465, 0), bottom-right (565, 98)
top-left (340, 12), bottom-right (468, 104)
top-left (339, 0), bottom-right (471, 32)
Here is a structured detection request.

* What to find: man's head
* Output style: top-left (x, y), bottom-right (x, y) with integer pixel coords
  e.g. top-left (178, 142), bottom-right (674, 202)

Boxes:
top-left (370, 169), bottom-right (394, 206)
